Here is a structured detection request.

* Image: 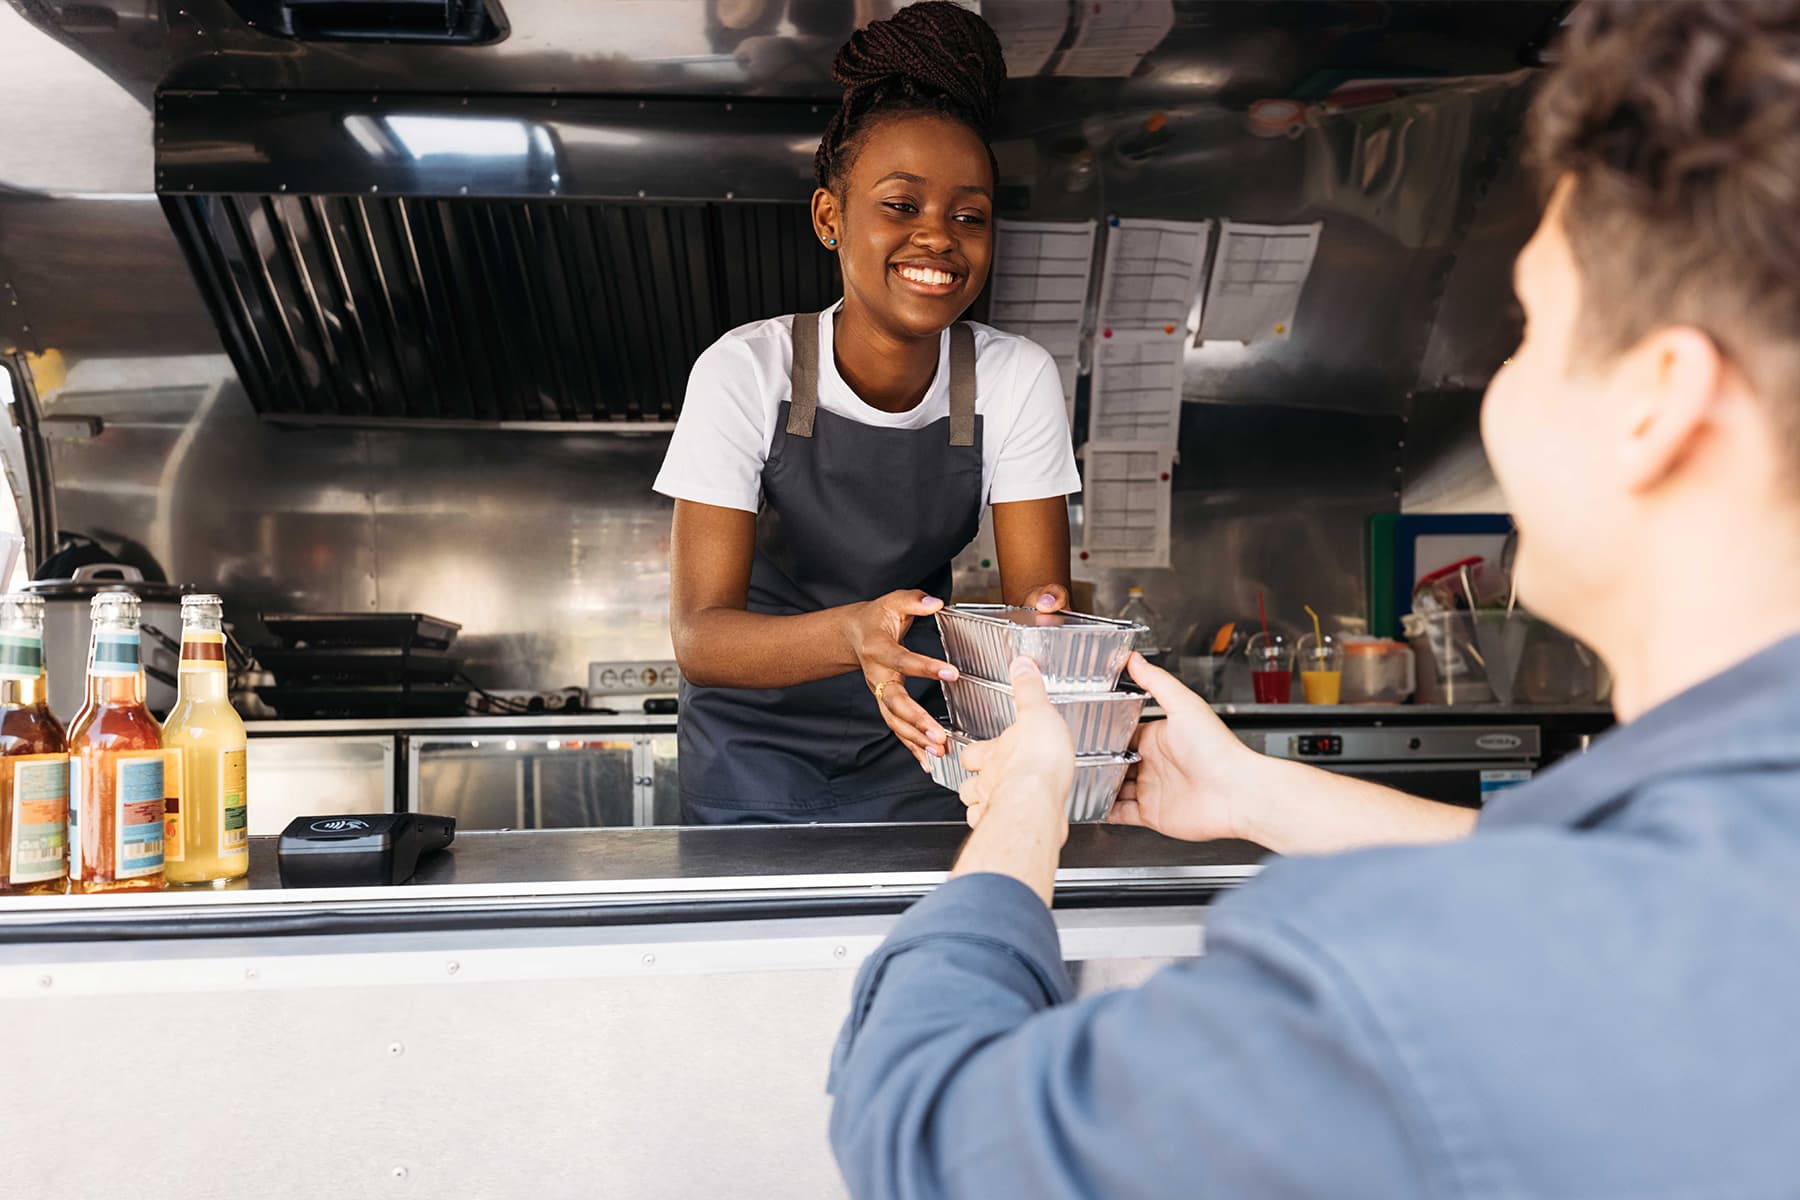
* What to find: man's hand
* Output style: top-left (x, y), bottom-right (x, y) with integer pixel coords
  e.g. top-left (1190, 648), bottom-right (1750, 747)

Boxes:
top-left (1113, 653), bottom-right (1479, 854)
top-left (1107, 653), bottom-right (1263, 842)
top-left (950, 657), bottom-right (1076, 905)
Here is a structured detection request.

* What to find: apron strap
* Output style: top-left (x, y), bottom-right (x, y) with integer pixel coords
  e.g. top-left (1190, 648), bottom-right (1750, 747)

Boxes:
top-left (790, 312), bottom-right (976, 445)
top-left (786, 311), bottom-right (822, 438)
top-left (948, 323), bottom-right (977, 448)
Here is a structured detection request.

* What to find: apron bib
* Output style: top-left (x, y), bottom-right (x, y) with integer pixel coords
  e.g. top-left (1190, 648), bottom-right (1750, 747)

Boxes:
top-left (678, 311), bottom-right (984, 824)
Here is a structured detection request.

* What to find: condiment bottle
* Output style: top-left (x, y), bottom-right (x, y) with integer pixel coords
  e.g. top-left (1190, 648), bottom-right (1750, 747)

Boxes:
top-left (161, 595), bottom-right (248, 886)
top-left (0, 594), bottom-right (70, 895)
top-left (67, 591), bottom-right (167, 893)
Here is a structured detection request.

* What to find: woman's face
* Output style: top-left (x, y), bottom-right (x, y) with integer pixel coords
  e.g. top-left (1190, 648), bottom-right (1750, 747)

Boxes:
top-left (814, 113), bottom-right (995, 341)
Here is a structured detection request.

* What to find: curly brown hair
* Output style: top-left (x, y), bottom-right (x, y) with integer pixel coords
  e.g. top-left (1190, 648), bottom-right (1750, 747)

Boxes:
top-left (813, 1), bottom-right (1006, 191)
top-left (1530, 0), bottom-right (1800, 436)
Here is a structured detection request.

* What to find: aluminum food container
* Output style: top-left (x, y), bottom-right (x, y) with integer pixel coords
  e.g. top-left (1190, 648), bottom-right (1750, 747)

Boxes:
top-left (943, 674), bottom-right (1145, 755)
top-left (927, 731), bottom-right (1138, 823)
top-left (936, 605), bottom-right (1146, 692)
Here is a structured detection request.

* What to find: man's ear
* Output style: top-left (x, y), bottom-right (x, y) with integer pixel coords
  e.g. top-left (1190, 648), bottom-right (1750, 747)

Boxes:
top-left (1616, 325), bottom-right (1724, 493)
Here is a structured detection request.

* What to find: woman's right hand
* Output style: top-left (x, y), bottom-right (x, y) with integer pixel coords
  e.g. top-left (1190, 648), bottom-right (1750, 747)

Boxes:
top-left (843, 590), bottom-right (961, 768)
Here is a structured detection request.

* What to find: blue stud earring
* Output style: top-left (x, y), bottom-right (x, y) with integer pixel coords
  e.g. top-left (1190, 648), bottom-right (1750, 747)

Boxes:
top-left (826, 237), bottom-right (837, 247)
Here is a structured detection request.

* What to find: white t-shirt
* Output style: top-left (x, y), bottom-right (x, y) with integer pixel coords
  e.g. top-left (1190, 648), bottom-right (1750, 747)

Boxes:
top-left (654, 303), bottom-right (1082, 513)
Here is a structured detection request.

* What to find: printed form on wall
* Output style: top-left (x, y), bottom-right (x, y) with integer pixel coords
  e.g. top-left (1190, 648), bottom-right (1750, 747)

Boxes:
top-left (1081, 443), bottom-right (1176, 569)
top-left (1053, 0), bottom-right (1176, 77)
top-left (1089, 328), bottom-right (1185, 447)
top-left (989, 219), bottom-right (1097, 425)
top-left (1197, 220), bottom-right (1324, 344)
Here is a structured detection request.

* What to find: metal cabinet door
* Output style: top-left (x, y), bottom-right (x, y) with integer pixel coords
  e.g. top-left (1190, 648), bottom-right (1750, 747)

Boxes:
top-left (409, 735), bottom-right (637, 829)
top-left (246, 735), bottom-right (396, 834)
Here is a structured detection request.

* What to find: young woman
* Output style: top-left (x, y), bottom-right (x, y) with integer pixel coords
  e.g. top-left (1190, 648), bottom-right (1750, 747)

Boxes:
top-left (655, 2), bottom-right (1080, 825)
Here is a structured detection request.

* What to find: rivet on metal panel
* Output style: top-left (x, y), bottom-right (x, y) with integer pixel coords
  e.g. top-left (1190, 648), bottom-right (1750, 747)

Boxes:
top-left (725, 191), bottom-right (735, 200)
top-left (278, 184), bottom-right (287, 192)
top-left (370, 186), bottom-right (380, 194)
top-left (446, 961), bottom-right (460, 975)
top-left (390, 1165), bottom-right (408, 1181)
top-left (245, 967), bottom-right (259, 981)
top-left (459, 186), bottom-right (469, 195)
top-left (833, 946), bottom-right (847, 959)
top-left (641, 953), bottom-right (656, 967)
top-left (637, 190), bottom-right (646, 198)
top-left (550, 99), bottom-right (558, 108)
top-left (388, 1041), bottom-right (404, 1056)
top-left (36, 974), bottom-right (51, 988)
top-left (726, 103), bottom-right (733, 112)
top-left (460, 97), bottom-right (469, 106)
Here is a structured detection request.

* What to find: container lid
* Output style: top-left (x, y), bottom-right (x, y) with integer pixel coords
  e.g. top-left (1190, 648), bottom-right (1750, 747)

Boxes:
top-left (21, 562), bottom-right (188, 601)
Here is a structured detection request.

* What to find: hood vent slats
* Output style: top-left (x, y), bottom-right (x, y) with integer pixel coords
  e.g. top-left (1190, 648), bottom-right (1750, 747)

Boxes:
top-left (163, 193), bottom-right (839, 426)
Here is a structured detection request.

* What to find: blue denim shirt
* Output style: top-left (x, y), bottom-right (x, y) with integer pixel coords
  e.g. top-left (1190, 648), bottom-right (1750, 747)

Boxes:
top-left (828, 635), bottom-right (1800, 1198)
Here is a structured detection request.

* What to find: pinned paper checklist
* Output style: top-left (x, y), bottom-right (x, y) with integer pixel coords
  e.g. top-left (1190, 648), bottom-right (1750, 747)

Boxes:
top-left (1081, 443), bottom-right (1176, 567)
top-left (1097, 217), bottom-right (1212, 332)
top-left (1089, 328), bottom-right (1185, 447)
top-left (1054, 0), bottom-right (1176, 78)
top-left (990, 219), bottom-right (1097, 418)
top-left (1197, 220), bottom-right (1323, 344)
top-left (982, 0), bottom-right (1071, 78)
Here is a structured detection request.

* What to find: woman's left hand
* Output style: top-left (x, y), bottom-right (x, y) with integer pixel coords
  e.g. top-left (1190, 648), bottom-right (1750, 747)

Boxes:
top-left (1017, 583), bottom-right (1069, 614)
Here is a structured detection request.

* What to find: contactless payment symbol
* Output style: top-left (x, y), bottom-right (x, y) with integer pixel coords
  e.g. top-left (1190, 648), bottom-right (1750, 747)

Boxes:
top-left (310, 818), bottom-right (372, 833)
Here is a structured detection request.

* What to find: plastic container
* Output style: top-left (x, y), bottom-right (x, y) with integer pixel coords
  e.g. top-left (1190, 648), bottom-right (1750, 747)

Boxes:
top-left (942, 674), bottom-right (1144, 755)
top-left (927, 730), bottom-right (1137, 822)
top-left (1245, 631), bottom-right (1293, 704)
top-left (936, 605), bottom-right (1145, 693)
top-left (1294, 634), bottom-right (1343, 705)
top-left (1340, 637), bottom-right (1415, 705)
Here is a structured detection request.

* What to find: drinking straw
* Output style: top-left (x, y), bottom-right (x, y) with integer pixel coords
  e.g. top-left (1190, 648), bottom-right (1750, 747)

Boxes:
top-left (1305, 604), bottom-right (1323, 648)
top-left (1258, 591), bottom-right (1271, 642)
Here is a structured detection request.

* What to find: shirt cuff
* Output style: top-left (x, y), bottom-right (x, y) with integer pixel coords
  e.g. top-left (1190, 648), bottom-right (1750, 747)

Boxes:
top-left (887, 872), bottom-right (1069, 993)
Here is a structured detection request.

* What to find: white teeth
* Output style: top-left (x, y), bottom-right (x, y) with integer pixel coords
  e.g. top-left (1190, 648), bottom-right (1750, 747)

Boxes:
top-left (898, 265), bottom-right (955, 286)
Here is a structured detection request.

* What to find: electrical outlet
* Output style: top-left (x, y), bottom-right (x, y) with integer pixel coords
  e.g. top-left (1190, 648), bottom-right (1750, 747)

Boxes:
top-left (588, 660), bottom-right (682, 696)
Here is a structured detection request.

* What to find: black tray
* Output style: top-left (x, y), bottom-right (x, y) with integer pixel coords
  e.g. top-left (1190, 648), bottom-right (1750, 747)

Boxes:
top-left (260, 612), bottom-right (462, 651)
top-left (256, 683), bottom-right (471, 719)
top-left (257, 645), bottom-right (462, 685)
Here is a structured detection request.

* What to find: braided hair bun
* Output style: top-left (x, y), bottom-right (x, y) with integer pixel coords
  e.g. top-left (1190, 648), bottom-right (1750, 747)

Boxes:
top-left (814, 2), bottom-right (1007, 189)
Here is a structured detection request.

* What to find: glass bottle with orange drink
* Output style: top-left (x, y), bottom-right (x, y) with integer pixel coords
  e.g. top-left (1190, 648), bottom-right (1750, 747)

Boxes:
top-left (0, 594), bottom-right (70, 895)
top-left (162, 595), bottom-right (248, 886)
top-left (68, 591), bottom-right (167, 893)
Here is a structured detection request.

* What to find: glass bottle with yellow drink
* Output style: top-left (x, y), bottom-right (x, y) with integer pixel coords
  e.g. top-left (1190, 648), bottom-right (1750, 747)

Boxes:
top-left (161, 595), bottom-right (248, 886)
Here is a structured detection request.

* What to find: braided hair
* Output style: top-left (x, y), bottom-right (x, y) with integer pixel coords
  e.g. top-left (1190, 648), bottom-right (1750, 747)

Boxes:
top-left (813, 2), bottom-right (1007, 191)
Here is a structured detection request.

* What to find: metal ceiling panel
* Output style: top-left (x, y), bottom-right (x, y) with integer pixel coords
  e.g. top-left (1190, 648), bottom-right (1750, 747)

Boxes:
top-left (162, 193), bottom-right (839, 424)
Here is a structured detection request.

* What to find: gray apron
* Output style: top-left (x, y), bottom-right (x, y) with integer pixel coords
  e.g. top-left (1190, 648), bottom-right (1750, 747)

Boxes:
top-left (678, 311), bottom-right (984, 824)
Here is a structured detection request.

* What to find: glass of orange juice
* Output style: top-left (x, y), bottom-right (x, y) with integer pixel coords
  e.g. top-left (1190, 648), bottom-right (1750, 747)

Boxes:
top-left (1295, 634), bottom-right (1343, 705)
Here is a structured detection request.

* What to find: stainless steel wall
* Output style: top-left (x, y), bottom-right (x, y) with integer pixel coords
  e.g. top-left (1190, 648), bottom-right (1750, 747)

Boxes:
top-left (4, 2), bottom-right (1548, 690)
top-left (44, 354), bottom-right (678, 689)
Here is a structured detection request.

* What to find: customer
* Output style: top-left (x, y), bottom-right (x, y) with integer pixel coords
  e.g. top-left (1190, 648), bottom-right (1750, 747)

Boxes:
top-left (828, 2), bottom-right (1800, 1195)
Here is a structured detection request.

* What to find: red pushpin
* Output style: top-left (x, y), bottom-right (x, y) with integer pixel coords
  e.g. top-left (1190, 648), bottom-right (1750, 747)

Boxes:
top-left (1102, 328), bottom-right (1113, 338)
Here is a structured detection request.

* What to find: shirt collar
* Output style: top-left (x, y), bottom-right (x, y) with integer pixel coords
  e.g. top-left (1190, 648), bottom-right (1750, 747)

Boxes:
top-left (1480, 632), bottom-right (1800, 831)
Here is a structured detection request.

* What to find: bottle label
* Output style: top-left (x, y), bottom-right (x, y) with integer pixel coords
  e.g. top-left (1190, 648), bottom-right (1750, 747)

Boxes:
top-left (7, 754), bottom-right (68, 884)
top-left (68, 759), bottom-right (82, 877)
top-left (113, 753), bottom-right (166, 879)
top-left (221, 748), bottom-right (248, 856)
top-left (0, 632), bottom-right (44, 682)
top-left (91, 632), bottom-right (141, 678)
top-left (180, 631), bottom-right (227, 671)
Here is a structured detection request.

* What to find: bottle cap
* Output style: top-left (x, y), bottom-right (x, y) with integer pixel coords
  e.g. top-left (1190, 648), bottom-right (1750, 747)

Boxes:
top-left (89, 590), bottom-right (141, 620)
top-left (181, 593), bottom-right (224, 609)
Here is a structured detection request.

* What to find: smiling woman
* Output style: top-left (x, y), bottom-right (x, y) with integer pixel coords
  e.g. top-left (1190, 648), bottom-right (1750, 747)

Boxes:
top-left (654, 2), bottom-right (1081, 826)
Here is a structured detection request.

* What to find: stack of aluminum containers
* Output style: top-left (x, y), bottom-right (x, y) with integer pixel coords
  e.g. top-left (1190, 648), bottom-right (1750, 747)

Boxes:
top-left (929, 605), bottom-right (1148, 821)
